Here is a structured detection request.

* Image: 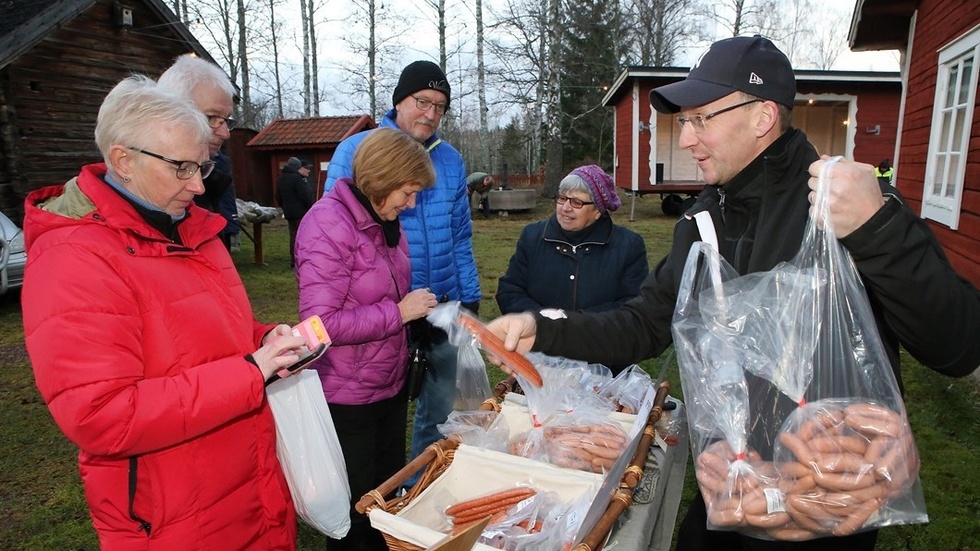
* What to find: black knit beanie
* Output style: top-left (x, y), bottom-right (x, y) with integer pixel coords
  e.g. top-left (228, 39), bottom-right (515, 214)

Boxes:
top-left (391, 60), bottom-right (451, 111)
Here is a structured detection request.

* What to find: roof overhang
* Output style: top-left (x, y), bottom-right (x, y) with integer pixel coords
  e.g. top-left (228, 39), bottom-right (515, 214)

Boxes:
top-left (602, 66), bottom-right (902, 107)
top-left (848, 0), bottom-right (919, 52)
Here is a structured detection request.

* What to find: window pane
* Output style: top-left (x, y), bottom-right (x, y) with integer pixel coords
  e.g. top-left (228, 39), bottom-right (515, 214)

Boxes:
top-left (945, 65), bottom-right (959, 106)
top-left (932, 156), bottom-right (946, 196)
top-left (958, 56), bottom-right (974, 104)
top-left (953, 108), bottom-right (967, 147)
top-left (945, 154), bottom-right (960, 198)
top-left (939, 111), bottom-right (953, 153)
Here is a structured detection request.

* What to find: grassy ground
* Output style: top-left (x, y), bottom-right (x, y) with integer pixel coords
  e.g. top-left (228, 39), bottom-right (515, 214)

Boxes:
top-left (1, 193), bottom-right (977, 550)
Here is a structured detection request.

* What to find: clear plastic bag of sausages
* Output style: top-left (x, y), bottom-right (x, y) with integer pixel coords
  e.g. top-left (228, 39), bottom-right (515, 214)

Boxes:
top-left (672, 158), bottom-right (927, 540)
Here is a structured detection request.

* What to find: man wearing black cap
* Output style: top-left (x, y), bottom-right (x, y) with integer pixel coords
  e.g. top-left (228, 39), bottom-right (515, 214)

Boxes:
top-left (322, 60), bottom-right (481, 550)
top-left (485, 35), bottom-right (980, 551)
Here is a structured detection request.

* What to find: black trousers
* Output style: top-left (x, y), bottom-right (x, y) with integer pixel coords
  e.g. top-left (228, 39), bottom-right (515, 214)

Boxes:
top-left (287, 218), bottom-right (301, 267)
top-left (326, 391), bottom-right (408, 551)
top-left (676, 492), bottom-right (878, 551)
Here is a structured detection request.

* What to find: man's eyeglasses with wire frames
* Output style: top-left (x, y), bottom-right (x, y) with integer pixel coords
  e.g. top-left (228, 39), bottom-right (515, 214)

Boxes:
top-left (411, 95), bottom-right (448, 115)
top-left (556, 195), bottom-right (595, 209)
top-left (675, 99), bottom-right (763, 132)
top-left (207, 115), bottom-right (237, 130)
top-left (128, 147), bottom-right (216, 180)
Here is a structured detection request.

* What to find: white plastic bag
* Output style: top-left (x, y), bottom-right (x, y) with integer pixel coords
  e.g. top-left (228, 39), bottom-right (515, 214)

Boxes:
top-left (267, 370), bottom-right (351, 538)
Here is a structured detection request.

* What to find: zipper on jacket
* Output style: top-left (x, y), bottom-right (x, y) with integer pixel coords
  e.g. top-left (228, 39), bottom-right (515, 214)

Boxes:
top-left (718, 189), bottom-right (727, 223)
top-left (128, 456), bottom-right (152, 536)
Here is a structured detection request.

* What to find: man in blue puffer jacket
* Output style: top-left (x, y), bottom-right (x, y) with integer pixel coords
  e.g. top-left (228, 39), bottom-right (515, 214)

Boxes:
top-left (324, 60), bottom-right (482, 467)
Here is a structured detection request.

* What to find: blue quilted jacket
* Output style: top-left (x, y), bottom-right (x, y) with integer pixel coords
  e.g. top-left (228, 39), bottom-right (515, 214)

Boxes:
top-left (324, 110), bottom-right (481, 304)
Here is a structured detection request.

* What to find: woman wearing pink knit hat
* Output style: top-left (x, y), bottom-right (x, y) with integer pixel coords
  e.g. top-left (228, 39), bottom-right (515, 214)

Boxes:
top-left (496, 165), bottom-right (648, 373)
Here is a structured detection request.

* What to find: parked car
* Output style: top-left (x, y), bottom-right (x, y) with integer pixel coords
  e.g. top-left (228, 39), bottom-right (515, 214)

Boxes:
top-left (1, 211), bottom-right (26, 295)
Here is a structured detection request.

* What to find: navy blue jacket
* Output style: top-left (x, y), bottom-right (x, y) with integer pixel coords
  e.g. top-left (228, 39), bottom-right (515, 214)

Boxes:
top-left (496, 213), bottom-right (648, 314)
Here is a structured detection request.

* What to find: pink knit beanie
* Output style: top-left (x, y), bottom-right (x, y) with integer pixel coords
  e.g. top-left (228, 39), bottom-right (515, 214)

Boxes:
top-left (569, 165), bottom-right (620, 214)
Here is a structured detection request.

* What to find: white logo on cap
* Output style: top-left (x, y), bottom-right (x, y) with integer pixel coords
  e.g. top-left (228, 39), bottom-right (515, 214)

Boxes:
top-left (749, 72), bottom-right (764, 85)
top-left (694, 46), bottom-right (710, 68)
top-left (429, 79), bottom-right (450, 94)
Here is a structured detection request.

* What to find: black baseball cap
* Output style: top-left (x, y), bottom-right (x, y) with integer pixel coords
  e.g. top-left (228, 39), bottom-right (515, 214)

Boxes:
top-left (650, 35), bottom-right (796, 114)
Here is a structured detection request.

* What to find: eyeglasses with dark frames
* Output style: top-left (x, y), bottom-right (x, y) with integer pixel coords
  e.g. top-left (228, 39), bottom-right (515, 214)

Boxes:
top-left (128, 147), bottom-right (216, 180)
top-left (206, 115), bottom-right (238, 130)
top-left (676, 99), bottom-right (764, 132)
top-left (411, 95), bottom-right (448, 115)
top-left (556, 195), bottom-right (595, 209)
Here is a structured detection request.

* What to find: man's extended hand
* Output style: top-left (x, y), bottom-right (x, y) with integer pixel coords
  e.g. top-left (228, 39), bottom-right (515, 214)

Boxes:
top-left (485, 313), bottom-right (538, 374)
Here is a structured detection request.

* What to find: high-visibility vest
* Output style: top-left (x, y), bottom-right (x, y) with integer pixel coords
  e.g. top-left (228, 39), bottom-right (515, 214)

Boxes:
top-left (875, 166), bottom-right (894, 183)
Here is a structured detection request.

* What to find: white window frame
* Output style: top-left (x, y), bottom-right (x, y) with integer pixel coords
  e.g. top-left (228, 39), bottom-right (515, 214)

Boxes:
top-left (921, 24), bottom-right (980, 229)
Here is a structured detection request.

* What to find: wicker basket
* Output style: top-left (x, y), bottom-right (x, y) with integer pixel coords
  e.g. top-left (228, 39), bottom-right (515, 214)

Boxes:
top-left (356, 381), bottom-right (672, 551)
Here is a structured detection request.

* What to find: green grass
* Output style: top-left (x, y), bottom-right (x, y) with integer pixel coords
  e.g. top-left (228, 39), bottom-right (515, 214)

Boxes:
top-left (1, 193), bottom-right (977, 550)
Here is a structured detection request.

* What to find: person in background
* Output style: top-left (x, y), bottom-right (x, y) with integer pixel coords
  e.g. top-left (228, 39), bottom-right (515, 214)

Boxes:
top-left (323, 60), bottom-right (481, 469)
top-left (466, 171), bottom-right (494, 217)
top-left (296, 128), bottom-right (438, 551)
top-left (214, 150), bottom-right (242, 250)
top-left (486, 36), bottom-right (980, 551)
top-left (301, 159), bottom-right (314, 183)
top-left (158, 54), bottom-right (239, 250)
top-left (21, 76), bottom-right (305, 550)
top-left (496, 164), bottom-right (648, 374)
top-left (875, 158), bottom-right (894, 186)
top-left (277, 156), bottom-right (314, 268)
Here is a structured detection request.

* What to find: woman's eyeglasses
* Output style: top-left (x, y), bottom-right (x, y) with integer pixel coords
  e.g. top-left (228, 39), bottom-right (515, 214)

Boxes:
top-left (556, 195), bottom-right (595, 209)
top-left (128, 147), bottom-right (216, 180)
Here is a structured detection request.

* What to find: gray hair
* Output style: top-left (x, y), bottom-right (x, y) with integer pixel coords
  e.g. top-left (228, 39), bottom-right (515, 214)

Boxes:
top-left (558, 174), bottom-right (593, 201)
top-left (94, 75), bottom-right (211, 165)
top-left (157, 54), bottom-right (235, 101)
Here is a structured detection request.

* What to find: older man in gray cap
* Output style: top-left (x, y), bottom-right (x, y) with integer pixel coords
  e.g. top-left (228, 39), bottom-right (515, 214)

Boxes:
top-left (486, 35), bottom-right (980, 551)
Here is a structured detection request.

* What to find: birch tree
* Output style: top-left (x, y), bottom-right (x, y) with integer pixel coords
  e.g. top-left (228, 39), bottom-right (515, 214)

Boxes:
top-left (542, 0), bottom-right (563, 197)
top-left (475, 0), bottom-right (490, 170)
top-left (625, 0), bottom-right (704, 66)
top-left (486, 0), bottom-right (551, 175)
top-left (299, 0), bottom-right (311, 114)
top-left (234, 0), bottom-right (253, 125)
top-left (268, 0), bottom-right (284, 117)
top-left (343, 0), bottom-right (407, 118)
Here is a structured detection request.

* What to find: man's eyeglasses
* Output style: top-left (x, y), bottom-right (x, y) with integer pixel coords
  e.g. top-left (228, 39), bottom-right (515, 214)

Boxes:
top-left (207, 115), bottom-right (238, 130)
top-left (128, 147), bottom-right (216, 180)
top-left (556, 195), bottom-right (595, 209)
top-left (411, 95), bottom-right (448, 116)
top-left (676, 99), bottom-right (763, 132)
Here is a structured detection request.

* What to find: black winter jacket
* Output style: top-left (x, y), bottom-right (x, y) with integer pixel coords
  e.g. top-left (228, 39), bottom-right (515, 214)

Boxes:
top-left (534, 129), bottom-right (980, 454)
top-left (276, 167), bottom-right (313, 220)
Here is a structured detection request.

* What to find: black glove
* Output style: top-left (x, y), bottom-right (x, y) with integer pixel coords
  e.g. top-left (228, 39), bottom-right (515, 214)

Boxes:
top-left (461, 301), bottom-right (480, 317)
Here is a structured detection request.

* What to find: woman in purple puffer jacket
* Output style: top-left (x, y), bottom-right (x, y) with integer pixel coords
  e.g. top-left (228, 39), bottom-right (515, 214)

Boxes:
top-left (295, 128), bottom-right (438, 551)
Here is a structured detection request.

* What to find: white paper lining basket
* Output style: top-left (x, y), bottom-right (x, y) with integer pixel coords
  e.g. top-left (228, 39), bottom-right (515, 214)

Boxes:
top-left (357, 380), bottom-right (672, 551)
top-left (368, 444), bottom-right (604, 550)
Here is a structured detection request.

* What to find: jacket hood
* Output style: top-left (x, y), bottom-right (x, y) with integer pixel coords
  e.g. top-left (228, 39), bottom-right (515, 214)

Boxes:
top-left (25, 163), bottom-right (227, 252)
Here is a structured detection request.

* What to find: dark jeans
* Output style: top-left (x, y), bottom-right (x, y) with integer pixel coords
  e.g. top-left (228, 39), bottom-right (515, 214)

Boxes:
top-left (287, 218), bottom-right (301, 267)
top-left (326, 391), bottom-right (408, 551)
top-left (676, 492), bottom-right (878, 551)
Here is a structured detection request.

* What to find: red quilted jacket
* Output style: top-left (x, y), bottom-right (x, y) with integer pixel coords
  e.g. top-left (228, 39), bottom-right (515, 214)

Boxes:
top-left (22, 164), bottom-right (296, 550)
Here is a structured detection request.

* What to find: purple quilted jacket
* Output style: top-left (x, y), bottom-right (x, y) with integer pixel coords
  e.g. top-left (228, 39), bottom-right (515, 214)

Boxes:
top-left (295, 178), bottom-right (411, 405)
